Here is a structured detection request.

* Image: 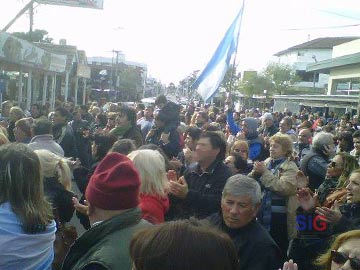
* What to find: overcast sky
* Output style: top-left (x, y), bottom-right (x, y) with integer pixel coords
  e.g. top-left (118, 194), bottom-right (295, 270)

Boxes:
top-left (2, 0), bottom-right (360, 84)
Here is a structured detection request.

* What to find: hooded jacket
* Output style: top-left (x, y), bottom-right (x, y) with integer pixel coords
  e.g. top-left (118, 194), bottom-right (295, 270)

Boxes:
top-left (227, 112), bottom-right (263, 161)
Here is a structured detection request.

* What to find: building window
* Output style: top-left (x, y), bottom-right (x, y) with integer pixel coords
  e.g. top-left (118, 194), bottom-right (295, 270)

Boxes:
top-left (296, 70), bottom-right (318, 82)
top-left (333, 78), bottom-right (360, 95)
top-left (297, 51), bottom-right (305, 56)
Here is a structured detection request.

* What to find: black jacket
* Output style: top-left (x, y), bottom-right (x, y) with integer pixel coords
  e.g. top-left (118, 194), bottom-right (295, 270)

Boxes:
top-left (166, 160), bottom-right (231, 220)
top-left (70, 119), bottom-right (92, 169)
top-left (53, 124), bottom-right (78, 159)
top-left (208, 214), bottom-right (282, 270)
top-left (146, 125), bottom-right (181, 159)
top-left (43, 177), bottom-right (75, 224)
top-left (300, 149), bottom-right (329, 191)
top-left (333, 203), bottom-right (360, 233)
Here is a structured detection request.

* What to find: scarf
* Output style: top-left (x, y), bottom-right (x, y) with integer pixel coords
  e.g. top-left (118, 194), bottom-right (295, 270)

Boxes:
top-left (260, 157), bottom-right (287, 232)
top-left (110, 124), bottom-right (131, 138)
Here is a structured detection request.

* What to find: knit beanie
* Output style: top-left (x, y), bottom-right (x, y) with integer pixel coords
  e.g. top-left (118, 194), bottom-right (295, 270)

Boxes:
top-left (85, 152), bottom-right (140, 210)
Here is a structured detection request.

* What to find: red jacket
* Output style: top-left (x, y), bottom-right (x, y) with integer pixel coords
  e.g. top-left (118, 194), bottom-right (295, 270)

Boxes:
top-left (139, 193), bottom-right (170, 224)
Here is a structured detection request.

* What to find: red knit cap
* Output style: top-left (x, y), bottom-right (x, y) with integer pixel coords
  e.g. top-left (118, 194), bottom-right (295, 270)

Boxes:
top-left (85, 152), bottom-right (140, 210)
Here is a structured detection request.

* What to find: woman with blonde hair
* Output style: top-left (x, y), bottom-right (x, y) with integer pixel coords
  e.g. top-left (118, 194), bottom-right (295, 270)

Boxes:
top-left (315, 230), bottom-right (360, 270)
top-left (0, 144), bottom-right (55, 270)
top-left (250, 134), bottom-right (299, 256)
top-left (0, 132), bottom-right (9, 145)
top-left (35, 149), bottom-right (74, 223)
top-left (231, 140), bottom-right (250, 161)
top-left (128, 149), bottom-right (169, 224)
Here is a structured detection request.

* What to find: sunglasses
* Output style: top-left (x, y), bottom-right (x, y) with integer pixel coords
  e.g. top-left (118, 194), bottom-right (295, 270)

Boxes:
top-left (331, 250), bottom-right (360, 270)
top-left (233, 149), bottom-right (248, 153)
top-left (329, 161), bottom-right (342, 168)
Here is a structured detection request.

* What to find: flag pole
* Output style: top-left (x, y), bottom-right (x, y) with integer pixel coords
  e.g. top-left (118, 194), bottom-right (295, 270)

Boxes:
top-left (191, 1), bottom-right (245, 103)
top-left (228, 0), bottom-right (245, 94)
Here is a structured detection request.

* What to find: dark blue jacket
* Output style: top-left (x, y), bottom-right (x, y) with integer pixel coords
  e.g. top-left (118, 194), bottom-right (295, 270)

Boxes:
top-left (208, 214), bottom-right (282, 270)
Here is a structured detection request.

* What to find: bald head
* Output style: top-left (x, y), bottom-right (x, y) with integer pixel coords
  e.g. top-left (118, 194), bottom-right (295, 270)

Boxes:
top-left (298, 128), bottom-right (312, 144)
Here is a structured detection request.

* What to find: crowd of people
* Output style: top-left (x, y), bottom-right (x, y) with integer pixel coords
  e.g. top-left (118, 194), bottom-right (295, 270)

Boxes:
top-left (0, 95), bottom-right (359, 270)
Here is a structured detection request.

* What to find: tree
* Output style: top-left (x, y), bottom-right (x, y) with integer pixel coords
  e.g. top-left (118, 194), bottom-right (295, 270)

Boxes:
top-left (239, 73), bottom-right (272, 97)
top-left (179, 70), bottom-right (199, 99)
top-left (118, 64), bottom-right (145, 101)
top-left (262, 62), bottom-right (300, 95)
top-left (221, 64), bottom-right (240, 91)
top-left (12, 29), bottom-right (53, 43)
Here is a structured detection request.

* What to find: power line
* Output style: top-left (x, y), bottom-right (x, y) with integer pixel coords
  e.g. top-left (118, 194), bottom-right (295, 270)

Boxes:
top-left (316, 9), bottom-right (360, 21)
top-left (283, 23), bottom-right (360, 31)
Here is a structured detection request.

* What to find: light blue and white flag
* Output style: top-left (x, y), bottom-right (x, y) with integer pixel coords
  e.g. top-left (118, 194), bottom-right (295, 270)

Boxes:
top-left (192, 2), bottom-right (244, 102)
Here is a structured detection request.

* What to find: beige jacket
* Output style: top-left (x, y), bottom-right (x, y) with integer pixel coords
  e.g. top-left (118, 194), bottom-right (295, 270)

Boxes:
top-left (251, 157), bottom-right (299, 239)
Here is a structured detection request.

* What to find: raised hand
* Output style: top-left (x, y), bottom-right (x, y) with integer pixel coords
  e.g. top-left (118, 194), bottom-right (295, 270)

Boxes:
top-left (160, 132), bottom-right (170, 144)
top-left (72, 197), bottom-right (89, 215)
top-left (280, 259), bottom-right (298, 270)
top-left (297, 188), bottom-right (316, 211)
top-left (316, 202), bottom-right (342, 224)
top-left (296, 170), bottom-right (309, 188)
top-left (169, 176), bottom-right (188, 199)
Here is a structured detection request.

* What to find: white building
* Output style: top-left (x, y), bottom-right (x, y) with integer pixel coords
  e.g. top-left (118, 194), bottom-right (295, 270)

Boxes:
top-left (274, 37), bottom-right (359, 91)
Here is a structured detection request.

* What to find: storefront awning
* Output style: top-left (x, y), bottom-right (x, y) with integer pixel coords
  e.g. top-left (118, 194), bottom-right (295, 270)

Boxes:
top-left (0, 32), bottom-right (67, 72)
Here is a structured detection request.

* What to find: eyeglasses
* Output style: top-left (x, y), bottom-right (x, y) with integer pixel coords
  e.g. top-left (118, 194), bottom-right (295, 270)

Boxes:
top-left (331, 250), bottom-right (360, 270)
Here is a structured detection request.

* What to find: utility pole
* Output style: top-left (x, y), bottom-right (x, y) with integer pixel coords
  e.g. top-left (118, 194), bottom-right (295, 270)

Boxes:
top-left (113, 50), bottom-right (121, 88)
top-left (29, 2), bottom-right (34, 34)
top-left (2, 0), bottom-right (35, 32)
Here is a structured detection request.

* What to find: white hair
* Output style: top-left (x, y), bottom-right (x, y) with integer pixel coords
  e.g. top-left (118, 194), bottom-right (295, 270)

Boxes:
top-left (127, 149), bottom-right (168, 196)
top-left (312, 132), bottom-right (334, 152)
top-left (34, 149), bottom-right (72, 191)
top-left (222, 175), bottom-right (262, 205)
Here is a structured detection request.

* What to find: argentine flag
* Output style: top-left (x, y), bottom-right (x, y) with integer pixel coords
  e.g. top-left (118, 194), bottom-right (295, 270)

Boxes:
top-left (192, 2), bottom-right (244, 102)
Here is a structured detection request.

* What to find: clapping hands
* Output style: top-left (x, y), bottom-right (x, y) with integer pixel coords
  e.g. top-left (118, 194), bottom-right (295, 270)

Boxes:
top-left (297, 188), bottom-right (316, 211)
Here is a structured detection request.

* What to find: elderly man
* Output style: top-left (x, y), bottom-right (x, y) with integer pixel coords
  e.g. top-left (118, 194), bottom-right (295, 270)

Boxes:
top-left (62, 153), bottom-right (151, 270)
top-left (260, 113), bottom-right (278, 138)
top-left (167, 131), bottom-right (232, 219)
top-left (208, 175), bottom-right (282, 270)
top-left (300, 132), bottom-right (336, 191)
top-left (295, 128), bottom-right (312, 162)
top-left (277, 116), bottom-right (297, 142)
top-left (28, 118), bottom-right (64, 157)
